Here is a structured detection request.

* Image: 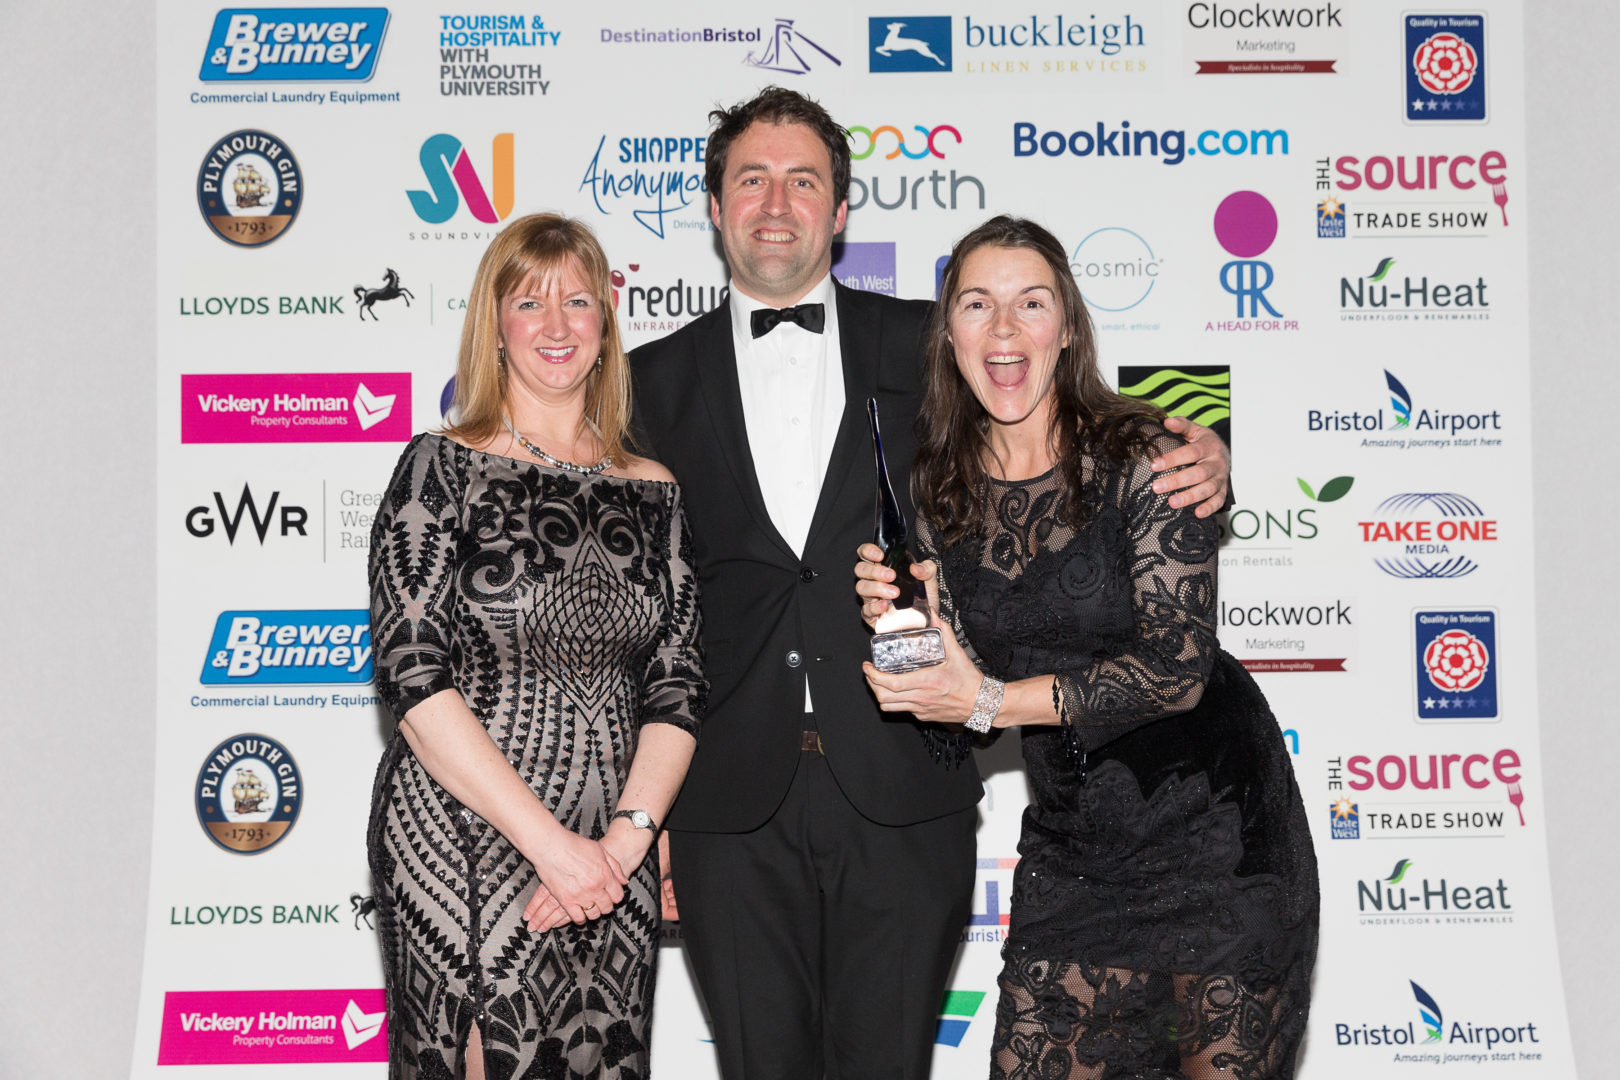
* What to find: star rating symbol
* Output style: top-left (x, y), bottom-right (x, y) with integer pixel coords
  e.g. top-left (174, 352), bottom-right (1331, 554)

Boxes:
top-left (1437, 698), bottom-right (1450, 709)
top-left (1423, 696), bottom-right (1437, 709)
top-left (1413, 98), bottom-right (1427, 111)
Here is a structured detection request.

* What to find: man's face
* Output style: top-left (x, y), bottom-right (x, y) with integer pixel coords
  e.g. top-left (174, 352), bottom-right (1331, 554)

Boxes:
top-left (710, 120), bottom-right (847, 307)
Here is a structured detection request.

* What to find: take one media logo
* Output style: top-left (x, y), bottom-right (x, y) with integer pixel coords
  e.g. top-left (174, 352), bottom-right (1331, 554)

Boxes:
top-left (182, 373), bottom-right (410, 443)
top-left (199, 8), bottom-right (390, 81)
top-left (1333, 980), bottom-right (1541, 1063)
top-left (1415, 610), bottom-right (1498, 721)
top-left (1358, 492), bottom-right (1497, 579)
top-left (159, 989), bottom-right (387, 1064)
top-left (201, 610), bottom-right (373, 686)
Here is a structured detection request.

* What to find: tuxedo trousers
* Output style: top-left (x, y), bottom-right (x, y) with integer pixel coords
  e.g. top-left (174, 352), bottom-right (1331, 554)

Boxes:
top-left (670, 742), bottom-right (977, 1080)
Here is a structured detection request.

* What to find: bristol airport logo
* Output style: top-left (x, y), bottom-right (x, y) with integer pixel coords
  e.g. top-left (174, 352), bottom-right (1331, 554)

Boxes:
top-left (1415, 610), bottom-right (1498, 721)
top-left (1412, 981), bottom-right (1444, 1043)
top-left (199, 8), bottom-right (390, 82)
top-left (407, 134), bottom-right (514, 224)
top-left (868, 17), bottom-right (952, 72)
top-left (193, 734), bottom-right (303, 855)
top-left (1405, 14), bottom-right (1487, 122)
top-left (197, 130), bottom-right (303, 247)
top-left (201, 611), bottom-right (374, 686)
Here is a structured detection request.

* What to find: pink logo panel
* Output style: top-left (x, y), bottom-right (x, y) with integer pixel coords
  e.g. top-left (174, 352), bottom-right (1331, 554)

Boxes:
top-left (157, 988), bottom-right (388, 1064)
top-left (182, 373), bottom-right (412, 443)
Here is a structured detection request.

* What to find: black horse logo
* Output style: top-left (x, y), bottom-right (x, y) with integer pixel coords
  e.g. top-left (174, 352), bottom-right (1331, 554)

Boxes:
top-left (355, 269), bottom-right (415, 321)
top-left (351, 892), bottom-right (377, 930)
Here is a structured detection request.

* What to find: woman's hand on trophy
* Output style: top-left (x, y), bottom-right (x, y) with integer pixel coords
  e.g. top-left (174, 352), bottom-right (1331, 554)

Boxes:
top-left (855, 543), bottom-right (939, 629)
top-left (861, 618), bottom-right (977, 724)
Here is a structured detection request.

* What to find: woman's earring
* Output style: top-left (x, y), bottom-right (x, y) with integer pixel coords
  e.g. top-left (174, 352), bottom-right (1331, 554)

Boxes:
top-left (497, 346), bottom-right (507, 370)
top-left (595, 355), bottom-right (603, 372)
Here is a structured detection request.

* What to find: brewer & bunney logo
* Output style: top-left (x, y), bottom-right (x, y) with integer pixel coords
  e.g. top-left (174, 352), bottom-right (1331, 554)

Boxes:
top-left (1358, 492), bottom-right (1496, 579)
top-left (1118, 365), bottom-right (1230, 445)
top-left (1405, 14), bottom-right (1486, 123)
top-left (181, 373), bottom-right (411, 443)
top-left (868, 17), bottom-right (952, 72)
top-left (1340, 256), bottom-right (1490, 322)
top-left (1332, 979), bottom-right (1542, 1063)
top-left (201, 610), bottom-right (374, 686)
top-left (194, 734), bottom-right (303, 854)
top-left (1415, 610), bottom-right (1498, 721)
top-left (1208, 191), bottom-right (1299, 332)
top-left (158, 988), bottom-right (387, 1064)
top-left (1355, 857), bottom-right (1514, 927)
top-left (197, 131), bottom-right (303, 247)
top-left (199, 8), bottom-right (390, 81)
top-left (407, 133), bottom-right (514, 226)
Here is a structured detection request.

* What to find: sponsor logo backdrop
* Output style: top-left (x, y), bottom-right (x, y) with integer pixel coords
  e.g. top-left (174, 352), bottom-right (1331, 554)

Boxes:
top-left (140, 0), bottom-right (1572, 1075)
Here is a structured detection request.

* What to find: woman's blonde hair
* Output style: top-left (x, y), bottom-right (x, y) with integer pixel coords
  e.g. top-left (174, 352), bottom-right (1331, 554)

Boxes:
top-left (443, 213), bottom-right (634, 464)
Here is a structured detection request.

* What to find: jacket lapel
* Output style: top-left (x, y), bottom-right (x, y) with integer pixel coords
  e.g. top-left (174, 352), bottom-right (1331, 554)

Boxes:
top-left (803, 283), bottom-right (880, 556)
top-left (691, 305), bottom-right (798, 563)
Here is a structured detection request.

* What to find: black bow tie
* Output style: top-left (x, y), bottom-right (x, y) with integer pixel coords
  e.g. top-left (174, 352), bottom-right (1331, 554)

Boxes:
top-left (750, 302), bottom-right (826, 338)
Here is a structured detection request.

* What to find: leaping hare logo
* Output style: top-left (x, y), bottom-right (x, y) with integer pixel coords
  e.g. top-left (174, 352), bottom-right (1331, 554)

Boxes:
top-left (355, 269), bottom-right (415, 321)
top-left (875, 22), bottom-right (946, 66)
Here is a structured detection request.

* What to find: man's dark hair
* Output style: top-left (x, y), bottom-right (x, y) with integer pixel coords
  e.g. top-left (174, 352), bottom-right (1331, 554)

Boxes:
top-left (704, 86), bottom-right (851, 208)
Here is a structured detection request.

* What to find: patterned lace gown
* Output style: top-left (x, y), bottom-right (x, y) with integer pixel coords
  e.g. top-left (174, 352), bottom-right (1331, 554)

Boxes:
top-left (926, 427), bottom-right (1318, 1080)
top-left (367, 434), bottom-right (705, 1080)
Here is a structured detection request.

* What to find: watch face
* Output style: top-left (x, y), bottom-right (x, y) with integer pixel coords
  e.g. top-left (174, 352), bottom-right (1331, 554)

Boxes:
top-left (632, 811), bottom-right (652, 829)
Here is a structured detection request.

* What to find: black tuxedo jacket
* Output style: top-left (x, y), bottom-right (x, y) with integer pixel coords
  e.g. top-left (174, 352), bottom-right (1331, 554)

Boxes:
top-left (630, 282), bottom-right (984, 832)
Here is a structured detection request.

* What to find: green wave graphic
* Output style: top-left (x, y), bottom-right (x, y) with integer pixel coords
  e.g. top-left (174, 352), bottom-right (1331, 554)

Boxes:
top-left (1119, 368), bottom-right (1232, 397)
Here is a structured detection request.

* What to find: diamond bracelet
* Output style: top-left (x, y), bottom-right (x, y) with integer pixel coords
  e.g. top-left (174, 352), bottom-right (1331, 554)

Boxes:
top-left (965, 675), bottom-right (1005, 734)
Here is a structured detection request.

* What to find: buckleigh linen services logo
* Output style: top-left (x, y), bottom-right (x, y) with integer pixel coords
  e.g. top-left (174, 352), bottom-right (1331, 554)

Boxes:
top-left (197, 130), bottom-right (303, 247)
top-left (868, 17), bottom-right (952, 72)
top-left (194, 734), bottom-right (304, 854)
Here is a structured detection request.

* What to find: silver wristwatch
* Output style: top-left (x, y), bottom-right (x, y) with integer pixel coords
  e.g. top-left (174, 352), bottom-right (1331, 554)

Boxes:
top-left (612, 809), bottom-right (658, 831)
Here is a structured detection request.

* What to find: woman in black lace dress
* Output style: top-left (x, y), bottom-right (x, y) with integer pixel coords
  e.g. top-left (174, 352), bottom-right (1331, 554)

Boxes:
top-left (368, 214), bottom-right (705, 1079)
top-left (857, 217), bottom-right (1316, 1079)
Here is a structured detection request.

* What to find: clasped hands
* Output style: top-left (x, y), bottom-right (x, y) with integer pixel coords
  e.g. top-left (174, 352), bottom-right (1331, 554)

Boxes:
top-left (521, 818), bottom-right (653, 933)
top-left (855, 544), bottom-right (982, 726)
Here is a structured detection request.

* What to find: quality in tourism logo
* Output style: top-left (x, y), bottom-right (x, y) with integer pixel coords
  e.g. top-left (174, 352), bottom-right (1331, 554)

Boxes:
top-left (181, 373), bottom-right (411, 443)
top-left (1405, 14), bottom-right (1487, 123)
top-left (1415, 610), bottom-right (1498, 721)
top-left (407, 133), bottom-right (514, 225)
top-left (868, 17), bottom-right (952, 72)
top-left (197, 130), bottom-right (303, 247)
top-left (158, 989), bottom-right (387, 1064)
top-left (200, 610), bottom-right (374, 686)
top-left (193, 734), bottom-right (304, 855)
top-left (199, 8), bottom-right (390, 81)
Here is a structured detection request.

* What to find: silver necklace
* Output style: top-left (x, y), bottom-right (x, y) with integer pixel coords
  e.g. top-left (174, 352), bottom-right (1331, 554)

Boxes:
top-left (502, 415), bottom-right (613, 475)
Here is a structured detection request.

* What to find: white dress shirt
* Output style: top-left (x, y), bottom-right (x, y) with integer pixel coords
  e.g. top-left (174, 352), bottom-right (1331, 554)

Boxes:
top-left (729, 273), bottom-right (844, 711)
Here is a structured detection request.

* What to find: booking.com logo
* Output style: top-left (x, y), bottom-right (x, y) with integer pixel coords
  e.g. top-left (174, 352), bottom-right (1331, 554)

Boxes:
top-left (1014, 121), bottom-right (1288, 163)
top-left (406, 133), bottom-right (514, 224)
top-left (848, 124), bottom-right (962, 160)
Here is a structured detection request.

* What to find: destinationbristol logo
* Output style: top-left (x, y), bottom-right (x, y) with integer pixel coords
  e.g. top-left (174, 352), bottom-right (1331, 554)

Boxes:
top-left (201, 610), bottom-right (374, 686)
top-left (744, 17), bottom-right (840, 75)
top-left (1405, 14), bottom-right (1487, 122)
top-left (1415, 610), bottom-right (1498, 720)
top-left (200, 8), bottom-right (390, 81)
top-left (868, 17), bottom-right (952, 71)
top-left (407, 134), bottom-right (514, 224)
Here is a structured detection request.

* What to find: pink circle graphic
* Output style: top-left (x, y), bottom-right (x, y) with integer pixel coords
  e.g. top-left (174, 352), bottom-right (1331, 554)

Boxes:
top-left (1212, 191), bottom-right (1278, 258)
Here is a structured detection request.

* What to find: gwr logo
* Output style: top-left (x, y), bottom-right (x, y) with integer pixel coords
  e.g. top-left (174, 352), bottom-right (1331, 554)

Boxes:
top-left (186, 485), bottom-right (309, 545)
top-left (407, 134), bottom-right (514, 224)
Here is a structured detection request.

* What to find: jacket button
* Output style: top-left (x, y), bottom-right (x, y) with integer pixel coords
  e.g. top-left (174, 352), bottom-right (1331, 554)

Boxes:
top-left (799, 566), bottom-right (815, 583)
top-left (786, 650), bottom-right (803, 668)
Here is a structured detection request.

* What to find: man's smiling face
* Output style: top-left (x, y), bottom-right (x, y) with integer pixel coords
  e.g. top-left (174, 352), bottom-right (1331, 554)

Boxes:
top-left (710, 120), bottom-right (848, 307)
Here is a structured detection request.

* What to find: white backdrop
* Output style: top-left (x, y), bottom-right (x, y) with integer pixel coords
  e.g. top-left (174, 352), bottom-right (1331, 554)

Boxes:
top-left (120, 1), bottom-right (1576, 1075)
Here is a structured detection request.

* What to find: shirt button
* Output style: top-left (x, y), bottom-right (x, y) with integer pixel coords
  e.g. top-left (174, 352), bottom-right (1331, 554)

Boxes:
top-left (799, 567), bottom-right (815, 583)
top-left (786, 650), bottom-right (803, 668)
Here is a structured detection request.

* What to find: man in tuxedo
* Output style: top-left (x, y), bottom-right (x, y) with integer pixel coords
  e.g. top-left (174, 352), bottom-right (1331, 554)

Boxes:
top-left (629, 87), bottom-right (1230, 1079)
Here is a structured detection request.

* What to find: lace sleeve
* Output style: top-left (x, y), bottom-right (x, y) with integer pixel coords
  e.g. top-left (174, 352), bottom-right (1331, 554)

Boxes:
top-left (914, 515), bottom-right (988, 766)
top-left (1055, 445), bottom-right (1220, 752)
top-left (368, 435), bottom-right (464, 722)
top-left (638, 484), bottom-right (706, 740)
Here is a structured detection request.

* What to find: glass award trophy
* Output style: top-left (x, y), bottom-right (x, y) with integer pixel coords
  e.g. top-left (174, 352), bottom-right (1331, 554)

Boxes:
top-left (867, 398), bottom-right (946, 674)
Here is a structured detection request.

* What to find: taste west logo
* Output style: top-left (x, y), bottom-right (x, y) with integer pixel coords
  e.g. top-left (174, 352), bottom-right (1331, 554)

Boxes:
top-left (1415, 610), bottom-right (1498, 721)
top-left (1405, 14), bottom-right (1487, 123)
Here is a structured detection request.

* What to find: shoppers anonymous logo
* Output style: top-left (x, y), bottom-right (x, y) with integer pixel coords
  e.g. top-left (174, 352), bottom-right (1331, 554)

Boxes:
top-left (194, 734), bottom-right (303, 854)
top-left (1405, 14), bottom-right (1486, 122)
top-left (868, 17), bottom-right (952, 71)
top-left (580, 132), bottom-right (708, 238)
top-left (200, 8), bottom-right (390, 81)
top-left (197, 130), bottom-right (303, 247)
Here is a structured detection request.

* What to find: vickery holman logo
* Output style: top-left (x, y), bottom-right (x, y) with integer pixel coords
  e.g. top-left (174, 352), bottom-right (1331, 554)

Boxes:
top-left (194, 734), bottom-right (303, 854)
top-left (197, 130), bottom-right (303, 247)
top-left (158, 989), bottom-right (387, 1064)
top-left (201, 610), bottom-right (373, 686)
top-left (199, 8), bottom-right (390, 82)
top-left (181, 373), bottom-right (410, 443)
top-left (1355, 858), bottom-right (1514, 927)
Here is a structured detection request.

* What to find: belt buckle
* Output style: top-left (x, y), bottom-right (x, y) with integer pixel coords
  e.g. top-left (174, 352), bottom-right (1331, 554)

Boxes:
top-left (801, 730), bottom-right (823, 754)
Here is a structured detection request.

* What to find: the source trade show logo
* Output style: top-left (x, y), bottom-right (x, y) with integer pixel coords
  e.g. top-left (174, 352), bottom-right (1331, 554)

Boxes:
top-left (199, 8), bottom-right (390, 81)
top-left (201, 610), bottom-right (373, 685)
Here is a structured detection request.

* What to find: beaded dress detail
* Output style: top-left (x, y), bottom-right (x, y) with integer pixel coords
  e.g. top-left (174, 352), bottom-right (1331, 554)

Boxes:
top-left (924, 425), bottom-right (1318, 1080)
top-left (367, 434), bottom-right (705, 1080)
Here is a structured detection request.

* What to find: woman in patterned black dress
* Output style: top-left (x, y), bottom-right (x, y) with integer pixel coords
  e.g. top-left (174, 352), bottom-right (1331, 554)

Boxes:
top-left (368, 214), bottom-right (705, 1080)
top-left (857, 217), bottom-right (1317, 1079)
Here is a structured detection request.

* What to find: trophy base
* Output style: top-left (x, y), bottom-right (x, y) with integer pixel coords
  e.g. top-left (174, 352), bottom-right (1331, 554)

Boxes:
top-left (871, 627), bottom-right (945, 674)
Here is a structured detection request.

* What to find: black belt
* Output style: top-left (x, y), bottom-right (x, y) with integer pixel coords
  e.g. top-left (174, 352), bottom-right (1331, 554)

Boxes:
top-left (801, 712), bottom-right (821, 753)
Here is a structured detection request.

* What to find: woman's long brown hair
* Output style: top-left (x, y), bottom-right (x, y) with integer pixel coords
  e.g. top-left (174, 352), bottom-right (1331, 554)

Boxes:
top-left (914, 215), bottom-right (1164, 545)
